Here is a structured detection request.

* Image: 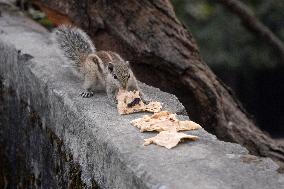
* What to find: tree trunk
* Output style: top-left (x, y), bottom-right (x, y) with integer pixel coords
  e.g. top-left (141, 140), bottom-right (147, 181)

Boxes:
top-left (33, 0), bottom-right (284, 166)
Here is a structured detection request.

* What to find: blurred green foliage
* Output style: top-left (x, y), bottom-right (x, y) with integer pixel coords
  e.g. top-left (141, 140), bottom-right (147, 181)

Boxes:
top-left (171, 0), bottom-right (284, 137)
top-left (171, 0), bottom-right (284, 68)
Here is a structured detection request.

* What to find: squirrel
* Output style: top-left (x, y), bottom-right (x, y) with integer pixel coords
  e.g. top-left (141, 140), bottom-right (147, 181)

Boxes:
top-left (52, 25), bottom-right (146, 106)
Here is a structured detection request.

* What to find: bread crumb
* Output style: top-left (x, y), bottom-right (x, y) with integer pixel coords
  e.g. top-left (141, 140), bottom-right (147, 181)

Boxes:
top-left (144, 130), bottom-right (199, 149)
top-left (117, 89), bottom-right (162, 115)
top-left (131, 111), bottom-right (202, 132)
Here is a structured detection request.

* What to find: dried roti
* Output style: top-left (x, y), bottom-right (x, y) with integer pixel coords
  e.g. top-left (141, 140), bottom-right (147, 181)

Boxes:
top-left (131, 111), bottom-right (202, 132)
top-left (117, 91), bottom-right (201, 149)
top-left (117, 89), bottom-right (162, 115)
top-left (144, 130), bottom-right (199, 149)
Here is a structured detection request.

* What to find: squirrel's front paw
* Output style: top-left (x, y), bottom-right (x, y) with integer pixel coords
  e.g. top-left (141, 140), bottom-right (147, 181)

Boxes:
top-left (140, 93), bottom-right (150, 105)
top-left (80, 91), bottom-right (94, 98)
top-left (107, 96), bottom-right (118, 107)
top-left (142, 98), bottom-right (151, 105)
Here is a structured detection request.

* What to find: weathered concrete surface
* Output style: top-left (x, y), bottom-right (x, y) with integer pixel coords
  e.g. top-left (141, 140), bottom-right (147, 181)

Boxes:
top-left (0, 10), bottom-right (283, 189)
top-left (0, 80), bottom-right (89, 188)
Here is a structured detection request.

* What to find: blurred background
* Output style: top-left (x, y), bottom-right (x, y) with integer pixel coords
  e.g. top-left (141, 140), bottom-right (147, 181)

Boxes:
top-left (171, 0), bottom-right (284, 138)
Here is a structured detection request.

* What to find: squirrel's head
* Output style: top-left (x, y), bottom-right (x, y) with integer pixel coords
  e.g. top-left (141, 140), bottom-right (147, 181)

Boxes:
top-left (108, 61), bottom-right (131, 89)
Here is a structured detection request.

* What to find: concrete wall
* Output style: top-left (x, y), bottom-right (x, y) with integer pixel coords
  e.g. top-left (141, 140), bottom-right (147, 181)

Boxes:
top-left (0, 9), bottom-right (283, 189)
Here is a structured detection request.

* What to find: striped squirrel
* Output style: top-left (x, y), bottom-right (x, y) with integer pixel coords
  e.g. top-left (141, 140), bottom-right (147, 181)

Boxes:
top-left (52, 25), bottom-right (147, 106)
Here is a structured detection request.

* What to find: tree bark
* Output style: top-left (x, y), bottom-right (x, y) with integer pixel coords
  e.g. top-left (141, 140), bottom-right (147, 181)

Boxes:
top-left (217, 0), bottom-right (284, 64)
top-left (33, 0), bottom-right (284, 166)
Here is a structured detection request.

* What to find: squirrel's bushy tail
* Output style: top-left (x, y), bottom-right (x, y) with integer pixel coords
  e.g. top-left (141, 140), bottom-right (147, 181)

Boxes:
top-left (52, 25), bottom-right (96, 67)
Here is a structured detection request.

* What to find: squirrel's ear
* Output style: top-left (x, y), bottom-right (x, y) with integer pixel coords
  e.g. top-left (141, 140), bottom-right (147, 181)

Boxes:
top-left (108, 62), bottom-right (114, 72)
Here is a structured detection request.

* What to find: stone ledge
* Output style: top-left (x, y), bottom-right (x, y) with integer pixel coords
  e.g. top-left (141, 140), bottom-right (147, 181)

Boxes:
top-left (0, 11), bottom-right (283, 189)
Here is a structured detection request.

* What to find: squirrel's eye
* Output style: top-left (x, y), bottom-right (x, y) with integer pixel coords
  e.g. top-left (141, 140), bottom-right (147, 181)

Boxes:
top-left (128, 74), bottom-right (130, 79)
top-left (113, 75), bottom-right (118, 79)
